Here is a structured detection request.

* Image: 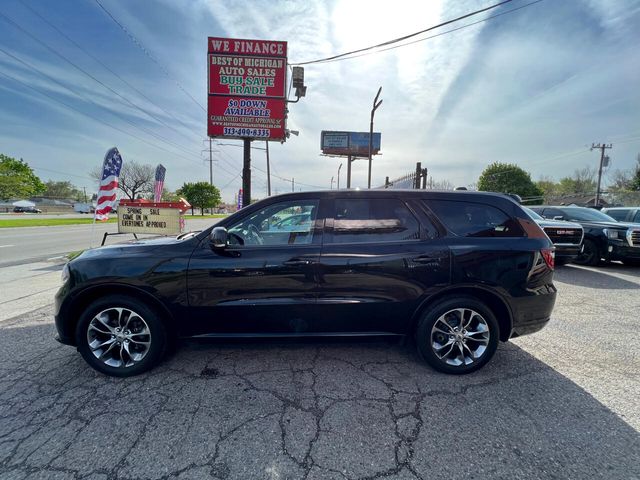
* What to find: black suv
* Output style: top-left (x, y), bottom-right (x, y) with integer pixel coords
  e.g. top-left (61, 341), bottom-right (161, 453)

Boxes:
top-left (530, 206), bottom-right (640, 266)
top-left (55, 190), bottom-right (557, 376)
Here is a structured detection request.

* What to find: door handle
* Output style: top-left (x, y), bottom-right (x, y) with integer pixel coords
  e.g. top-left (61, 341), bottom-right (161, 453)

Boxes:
top-left (412, 255), bottom-right (439, 264)
top-left (283, 258), bottom-right (313, 266)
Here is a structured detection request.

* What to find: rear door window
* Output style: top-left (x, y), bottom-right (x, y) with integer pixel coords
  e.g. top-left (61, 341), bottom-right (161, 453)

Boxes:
top-left (330, 198), bottom-right (420, 244)
top-left (425, 199), bottom-right (524, 237)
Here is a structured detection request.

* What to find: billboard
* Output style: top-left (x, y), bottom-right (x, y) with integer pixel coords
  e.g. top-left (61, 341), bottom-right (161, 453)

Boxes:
top-left (208, 37), bottom-right (287, 141)
top-left (321, 131), bottom-right (382, 157)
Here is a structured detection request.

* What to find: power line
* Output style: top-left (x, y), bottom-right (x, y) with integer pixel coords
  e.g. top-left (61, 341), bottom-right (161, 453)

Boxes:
top-left (0, 46), bottom-right (207, 165)
top-left (0, 69), bottom-right (216, 171)
top-left (0, 12), bottom-right (209, 162)
top-left (18, 0), bottom-right (200, 142)
top-left (93, 0), bottom-right (206, 112)
top-left (291, 0), bottom-right (513, 65)
top-left (309, 0), bottom-right (545, 65)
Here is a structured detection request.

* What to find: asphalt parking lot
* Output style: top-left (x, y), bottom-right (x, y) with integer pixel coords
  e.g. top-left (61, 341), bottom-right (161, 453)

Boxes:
top-left (0, 264), bottom-right (639, 480)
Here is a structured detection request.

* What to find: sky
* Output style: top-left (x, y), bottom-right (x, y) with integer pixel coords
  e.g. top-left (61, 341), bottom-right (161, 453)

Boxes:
top-left (0, 0), bottom-right (639, 203)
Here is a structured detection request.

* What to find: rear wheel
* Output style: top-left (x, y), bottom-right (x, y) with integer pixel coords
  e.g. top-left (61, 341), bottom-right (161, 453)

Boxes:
top-left (574, 239), bottom-right (600, 266)
top-left (416, 296), bottom-right (499, 374)
top-left (76, 295), bottom-right (167, 377)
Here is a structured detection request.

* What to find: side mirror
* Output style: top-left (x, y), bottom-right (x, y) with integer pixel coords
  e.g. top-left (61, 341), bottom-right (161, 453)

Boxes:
top-left (553, 216), bottom-right (564, 221)
top-left (210, 227), bottom-right (228, 249)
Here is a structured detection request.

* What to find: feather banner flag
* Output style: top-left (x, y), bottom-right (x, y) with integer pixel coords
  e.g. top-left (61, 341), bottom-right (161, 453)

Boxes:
top-left (94, 147), bottom-right (123, 221)
top-left (154, 164), bottom-right (166, 202)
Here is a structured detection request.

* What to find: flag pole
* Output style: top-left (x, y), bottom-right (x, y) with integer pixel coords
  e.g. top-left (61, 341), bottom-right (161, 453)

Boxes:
top-left (89, 161), bottom-right (104, 249)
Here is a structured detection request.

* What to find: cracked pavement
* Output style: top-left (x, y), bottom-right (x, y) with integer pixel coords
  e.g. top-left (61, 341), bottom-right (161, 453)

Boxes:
top-left (1, 264), bottom-right (639, 480)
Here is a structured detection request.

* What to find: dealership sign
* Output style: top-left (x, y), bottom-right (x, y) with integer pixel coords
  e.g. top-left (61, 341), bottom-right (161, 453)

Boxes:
top-left (117, 200), bottom-right (190, 236)
top-left (321, 131), bottom-right (382, 157)
top-left (208, 37), bottom-right (287, 141)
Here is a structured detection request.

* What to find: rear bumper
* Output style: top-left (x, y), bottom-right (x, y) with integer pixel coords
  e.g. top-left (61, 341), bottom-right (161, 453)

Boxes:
top-left (509, 286), bottom-right (557, 339)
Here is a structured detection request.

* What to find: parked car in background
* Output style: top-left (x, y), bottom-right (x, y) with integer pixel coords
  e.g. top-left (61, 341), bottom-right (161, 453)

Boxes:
top-left (13, 206), bottom-right (42, 213)
top-left (530, 206), bottom-right (640, 266)
top-left (523, 207), bottom-right (583, 265)
top-left (55, 190), bottom-right (557, 377)
top-left (601, 207), bottom-right (640, 223)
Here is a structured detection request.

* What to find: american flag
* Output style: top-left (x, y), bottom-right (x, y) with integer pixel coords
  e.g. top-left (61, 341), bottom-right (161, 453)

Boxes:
top-left (94, 147), bottom-right (123, 221)
top-left (154, 164), bottom-right (166, 202)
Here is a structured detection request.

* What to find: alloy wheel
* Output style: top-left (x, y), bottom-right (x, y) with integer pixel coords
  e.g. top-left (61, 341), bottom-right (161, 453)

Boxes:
top-left (430, 308), bottom-right (490, 367)
top-left (87, 307), bottom-right (152, 368)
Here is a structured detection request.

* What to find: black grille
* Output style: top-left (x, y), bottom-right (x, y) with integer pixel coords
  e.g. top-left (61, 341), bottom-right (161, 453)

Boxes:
top-left (543, 227), bottom-right (583, 245)
top-left (631, 229), bottom-right (640, 247)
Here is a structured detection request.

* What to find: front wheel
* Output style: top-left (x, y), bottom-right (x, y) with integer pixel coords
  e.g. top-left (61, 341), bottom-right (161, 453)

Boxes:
top-left (76, 295), bottom-right (167, 377)
top-left (416, 296), bottom-right (499, 374)
top-left (574, 239), bottom-right (600, 266)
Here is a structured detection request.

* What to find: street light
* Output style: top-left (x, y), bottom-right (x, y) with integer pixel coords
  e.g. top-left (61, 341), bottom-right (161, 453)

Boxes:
top-left (368, 86), bottom-right (383, 189)
top-left (337, 163), bottom-right (343, 189)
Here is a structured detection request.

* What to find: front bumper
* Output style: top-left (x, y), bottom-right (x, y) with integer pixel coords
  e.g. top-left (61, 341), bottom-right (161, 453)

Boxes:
top-left (605, 242), bottom-right (640, 262)
top-left (54, 283), bottom-right (77, 346)
top-left (554, 244), bottom-right (582, 262)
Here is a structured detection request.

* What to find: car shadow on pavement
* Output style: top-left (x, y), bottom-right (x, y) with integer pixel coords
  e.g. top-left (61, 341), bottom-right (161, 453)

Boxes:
top-left (1, 319), bottom-right (638, 480)
top-left (555, 264), bottom-right (640, 289)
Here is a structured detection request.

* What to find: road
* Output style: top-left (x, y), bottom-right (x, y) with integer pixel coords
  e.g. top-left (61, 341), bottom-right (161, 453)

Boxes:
top-left (0, 217), bottom-right (219, 267)
top-left (0, 263), bottom-right (638, 479)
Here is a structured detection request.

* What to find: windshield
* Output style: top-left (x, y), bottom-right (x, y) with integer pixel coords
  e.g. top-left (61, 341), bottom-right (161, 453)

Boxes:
top-left (562, 207), bottom-right (616, 222)
top-left (523, 207), bottom-right (543, 221)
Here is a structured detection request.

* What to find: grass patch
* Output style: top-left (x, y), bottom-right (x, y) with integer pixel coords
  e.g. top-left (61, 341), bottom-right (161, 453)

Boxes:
top-left (0, 218), bottom-right (118, 228)
top-left (66, 250), bottom-right (85, 261)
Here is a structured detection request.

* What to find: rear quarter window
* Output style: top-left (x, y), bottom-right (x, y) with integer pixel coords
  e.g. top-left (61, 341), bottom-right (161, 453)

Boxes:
top-left (425, 199), bottom-right (524, 238)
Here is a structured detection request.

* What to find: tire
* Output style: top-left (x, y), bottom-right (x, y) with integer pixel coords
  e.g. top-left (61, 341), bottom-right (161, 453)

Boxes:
top-left (574, 239), bottom-right (600, 266)
top-left (76, 294), bottom-right (167, 377)
top-left (415, 296), bottom-right (500, 374)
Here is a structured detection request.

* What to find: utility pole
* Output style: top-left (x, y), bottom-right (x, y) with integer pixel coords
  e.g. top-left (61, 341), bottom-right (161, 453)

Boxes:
top-left (209, 137), bottom-right (214, 186)
top-left (592, 143), bottom-right (613, 206)
top-left (337, 163), bottom-right (342, 189)
top-left (242, 139), bottom-right (251, 207)
top-left (265, 141), bottom-right (271, 196)
top-left (291, 178), bottom-right (294, 192)
top-left (346, 155), bottom-right (353, 188)
top-left (368, 86), bottom-right (383, 189)
top-left (331, 176), bottom-right (335, 189)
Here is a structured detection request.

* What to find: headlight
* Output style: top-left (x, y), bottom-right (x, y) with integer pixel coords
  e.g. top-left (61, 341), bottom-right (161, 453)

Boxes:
top-left (603, 228), bottom-right (620, 240)
top-left (61, 263), bottom-right (70, 283)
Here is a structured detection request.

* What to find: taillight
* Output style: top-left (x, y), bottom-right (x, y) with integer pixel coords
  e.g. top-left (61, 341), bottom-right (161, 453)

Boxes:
top-left (541, 248), bottom-right (555, 270)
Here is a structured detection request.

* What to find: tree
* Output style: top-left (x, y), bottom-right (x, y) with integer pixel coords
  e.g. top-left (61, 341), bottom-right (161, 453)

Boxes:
top-left (557, 167), bottom-right (596, 195)
top-left (535, 176), bottom-right (560, 197)
top-left (90, 160), bottom-right (154, 200)
top-left (177, 182), bottom-right (221, 215)
top-left (43, 180), bottom-right (84, 201)
top-left (630, 153), bottom-right (640, 191)
top-left (477, 162), bottom-right (543, 203)
top-left (0, 154), bottom-right (46, 200)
